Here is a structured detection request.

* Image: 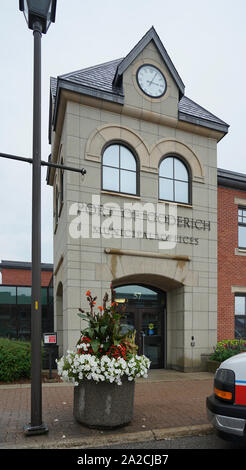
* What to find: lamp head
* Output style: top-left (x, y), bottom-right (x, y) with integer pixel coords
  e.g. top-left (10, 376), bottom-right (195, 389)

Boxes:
top-left (19, 0), bottom-right (57, 34)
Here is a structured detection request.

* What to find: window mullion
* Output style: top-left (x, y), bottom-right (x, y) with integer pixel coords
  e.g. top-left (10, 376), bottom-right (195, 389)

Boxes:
top-left (173, 158), bottom-right (175, 201)
top-left (119, 146), bottom-right (121, 192)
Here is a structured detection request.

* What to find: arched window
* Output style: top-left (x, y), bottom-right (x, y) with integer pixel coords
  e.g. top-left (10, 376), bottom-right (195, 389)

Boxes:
top-left (159, 156), bottom-right (190, 204)
top-left (102, 144), bottom-right (138, 195)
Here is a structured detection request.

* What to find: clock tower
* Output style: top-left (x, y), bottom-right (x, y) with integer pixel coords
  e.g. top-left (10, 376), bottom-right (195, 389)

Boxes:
top-left (47, 27), bottom-right (229, 371)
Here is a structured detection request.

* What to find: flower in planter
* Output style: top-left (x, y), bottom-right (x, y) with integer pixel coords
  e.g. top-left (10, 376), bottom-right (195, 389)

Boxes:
top-left (106, 344), bottom-right (127, 360)
top-left (210, 339), bottom-right (246, 362)
top-left (57, 290), bottom-right (151, 385)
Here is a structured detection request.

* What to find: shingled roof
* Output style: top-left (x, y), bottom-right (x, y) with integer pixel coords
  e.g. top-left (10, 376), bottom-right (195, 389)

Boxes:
top-left (49, 27), bottom-right (229, 138)
top-left (58, 58), bottom-right (123, 97)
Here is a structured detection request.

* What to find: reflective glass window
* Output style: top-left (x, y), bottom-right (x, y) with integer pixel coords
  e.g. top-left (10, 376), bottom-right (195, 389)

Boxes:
top-left (159, 178), bottom-right (173, 201)
top-left (175, 181), bottom-right (189, 204)
top-left (103, 145), bottom-right (119, 167)
top-left (238, 207), bottom-right (246, 248)
top-left (159, 157), bottom-right (173, 178)
top-left (17, 287), bottom-right (31, 305)
top-left (121, 146), bottom-right (136, 171)
top-left (159, 156), bottom-right (190, 204)
top-left (41, 288), bottom-right (47, 305)
top-left (235, 295), bottom-right (246, 339)
top-left (115, 284), bottom-right (159, 301)
top-left (120, 169), bottom-right (136, 195)
top-left (174, 158), bottom-right (189, 181)
top-left (103, 166), bottom-right (119, 192)
top-left (0, 286), bottom-right (16, 304)
top-left (0, 285), bottom-right (53, 340)
top-left (102, 144), bottom-right (137, 195)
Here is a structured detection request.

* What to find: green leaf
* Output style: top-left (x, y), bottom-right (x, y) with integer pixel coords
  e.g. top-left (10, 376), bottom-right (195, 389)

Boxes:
top-left (80, 327), bottom-right (93, 339)
top-left (77, 313), bottom-right (89, 321)
top-left (90, 339), bottom-right (100, 353)
top-left (102, 342), bottom-right (110, 352)
top-left (87, 328), bottom-right (95, 339)
top-left (100, 325), bottom-right (108, 335)
top-left (95, 325), bottom-right (101, 334)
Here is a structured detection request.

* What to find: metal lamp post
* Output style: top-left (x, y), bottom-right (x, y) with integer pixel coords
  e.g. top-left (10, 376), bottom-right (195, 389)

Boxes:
top-left (19, 0), bottom-right (57, 435)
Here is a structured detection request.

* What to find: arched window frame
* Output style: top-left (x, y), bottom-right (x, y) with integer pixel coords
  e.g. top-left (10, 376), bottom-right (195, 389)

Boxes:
top-left (101, 141), bottom-right (140, 196)
top-left (158, 154), bottom-right (192, 205)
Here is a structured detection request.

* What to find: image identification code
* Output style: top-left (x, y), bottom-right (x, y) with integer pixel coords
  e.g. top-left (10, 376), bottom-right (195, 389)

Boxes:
top-left (77, 453), bottom-right (169, 467)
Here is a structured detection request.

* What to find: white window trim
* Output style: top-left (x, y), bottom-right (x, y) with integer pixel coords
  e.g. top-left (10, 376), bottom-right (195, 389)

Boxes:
top-left (231, 286), bottom-right (246, 294)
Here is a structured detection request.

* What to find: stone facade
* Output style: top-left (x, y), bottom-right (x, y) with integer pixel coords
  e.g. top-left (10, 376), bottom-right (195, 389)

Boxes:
top-left (48, 28), bottom-right (228, 371)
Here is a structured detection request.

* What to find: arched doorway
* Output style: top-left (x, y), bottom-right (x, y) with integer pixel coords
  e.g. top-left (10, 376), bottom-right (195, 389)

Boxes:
top-left (114, 284), bottom-right (166, 369)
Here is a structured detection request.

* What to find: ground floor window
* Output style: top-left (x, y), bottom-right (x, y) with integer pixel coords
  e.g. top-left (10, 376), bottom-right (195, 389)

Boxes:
top-left (0, 285), bottom-right (54, 340)
top-left (235, 294), bottom-right (246, 339)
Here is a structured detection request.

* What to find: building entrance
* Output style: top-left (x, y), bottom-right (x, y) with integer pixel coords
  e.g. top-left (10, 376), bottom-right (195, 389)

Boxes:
top-left (114, 285), bottom-right (166, 369)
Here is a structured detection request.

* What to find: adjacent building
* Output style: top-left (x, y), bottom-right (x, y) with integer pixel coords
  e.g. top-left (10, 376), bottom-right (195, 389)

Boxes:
top-left (218, 169), bottom-right (246, 342)
top-left (47, 27), bottom-right (230, 371)
top-left (0, 260), bottom-right (53, 340)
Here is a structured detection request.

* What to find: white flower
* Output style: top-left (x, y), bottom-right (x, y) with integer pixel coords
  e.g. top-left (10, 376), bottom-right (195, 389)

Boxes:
top-left (57, 348), bottom-right (151, 385)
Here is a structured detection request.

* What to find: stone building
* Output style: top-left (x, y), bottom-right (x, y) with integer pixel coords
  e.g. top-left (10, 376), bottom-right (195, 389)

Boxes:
top-left (47, 27), bottom-right (229, 371)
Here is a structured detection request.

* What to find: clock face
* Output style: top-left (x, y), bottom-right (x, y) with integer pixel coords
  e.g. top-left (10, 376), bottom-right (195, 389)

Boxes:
top-left (137, 65), bottom-right (166, 98)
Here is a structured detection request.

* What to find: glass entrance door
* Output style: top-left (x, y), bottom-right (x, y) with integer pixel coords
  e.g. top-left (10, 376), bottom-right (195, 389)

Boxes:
top-left (114, 285), bottom-right (166, 369)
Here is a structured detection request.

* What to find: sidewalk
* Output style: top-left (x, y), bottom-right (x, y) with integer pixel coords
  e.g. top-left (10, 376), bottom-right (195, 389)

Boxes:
top-left (0, 370), bottom-right (214, 449)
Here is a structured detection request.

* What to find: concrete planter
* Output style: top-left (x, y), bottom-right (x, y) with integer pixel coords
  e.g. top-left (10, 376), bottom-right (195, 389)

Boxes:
top-left (207, 359), bottom-right (221, 373)
top-left (73, 377), bottom-right (135, 429)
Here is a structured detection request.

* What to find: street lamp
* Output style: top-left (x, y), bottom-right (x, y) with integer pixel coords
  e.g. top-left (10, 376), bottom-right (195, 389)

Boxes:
top-left (19, 0), bottom-right (56, 33)
top-left (19, 0), bottom-right (57, 436)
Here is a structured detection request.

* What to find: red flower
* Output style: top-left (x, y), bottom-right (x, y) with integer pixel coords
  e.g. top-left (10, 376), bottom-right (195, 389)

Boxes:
top-left (86, 290), bottom-right (91, 296)
top-left (80, 336), bottom-right (91, 343)
top-left (106, 343), bottom-right (127, 359)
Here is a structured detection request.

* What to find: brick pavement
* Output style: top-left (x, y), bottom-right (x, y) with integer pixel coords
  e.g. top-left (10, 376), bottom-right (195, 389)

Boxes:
top-left (0, 371), bottom-right (214, 448)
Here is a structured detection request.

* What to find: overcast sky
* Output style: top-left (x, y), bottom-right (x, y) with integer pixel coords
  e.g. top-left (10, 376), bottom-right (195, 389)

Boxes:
top-left (0, 0), bottom-right (245, 265)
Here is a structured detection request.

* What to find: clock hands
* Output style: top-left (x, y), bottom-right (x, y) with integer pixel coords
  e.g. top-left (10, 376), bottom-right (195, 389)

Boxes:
top-left (148, 72), bottom-right (157, 87)
top-left (137, 65), bottom-right (165, 97)
top-left (147, 81), bottom-right (161, 87)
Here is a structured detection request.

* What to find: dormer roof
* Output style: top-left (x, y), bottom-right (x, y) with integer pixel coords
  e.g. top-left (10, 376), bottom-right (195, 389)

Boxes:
top-left (49, 27), bottom-right (229, 142)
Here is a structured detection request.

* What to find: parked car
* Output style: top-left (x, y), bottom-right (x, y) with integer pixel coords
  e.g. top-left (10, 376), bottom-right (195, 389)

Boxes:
top-left (206, 352), bottom-right (246, 439)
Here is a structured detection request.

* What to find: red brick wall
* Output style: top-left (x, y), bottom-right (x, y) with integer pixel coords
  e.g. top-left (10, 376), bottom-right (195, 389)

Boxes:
top-left (218, 186), bottom-right (246, 341)
top-left (1, 268), bottom-right (52, 287)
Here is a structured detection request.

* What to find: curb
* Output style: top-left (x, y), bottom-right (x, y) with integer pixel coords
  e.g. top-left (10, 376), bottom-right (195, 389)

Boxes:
top-left (0, 424), bottom-right (214, 449)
